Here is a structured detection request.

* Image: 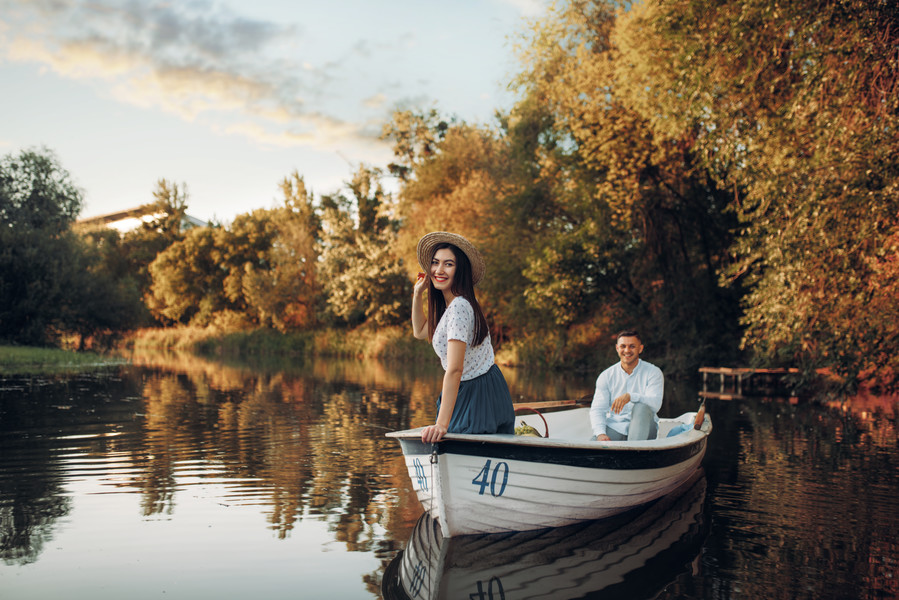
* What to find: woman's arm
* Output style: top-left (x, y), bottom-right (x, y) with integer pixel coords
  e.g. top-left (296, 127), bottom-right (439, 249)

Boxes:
top-left (421, 339), bottom-right (465, 443)
top-left (411, 272), bottom-right (428, 340)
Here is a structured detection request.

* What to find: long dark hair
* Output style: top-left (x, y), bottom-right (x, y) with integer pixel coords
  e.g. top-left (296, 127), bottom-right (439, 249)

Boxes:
top-left (426, 242), bottom-right (490, 347)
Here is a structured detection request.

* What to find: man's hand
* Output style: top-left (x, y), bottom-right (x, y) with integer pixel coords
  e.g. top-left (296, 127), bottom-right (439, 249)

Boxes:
top-left (611, 393), bottom-right (631, 414)
top-left (593, 433), bottom-right (611, 442)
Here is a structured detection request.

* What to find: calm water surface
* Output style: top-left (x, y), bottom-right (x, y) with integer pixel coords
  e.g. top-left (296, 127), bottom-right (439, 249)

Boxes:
top-left (0, 354), bottom-right (896, 599)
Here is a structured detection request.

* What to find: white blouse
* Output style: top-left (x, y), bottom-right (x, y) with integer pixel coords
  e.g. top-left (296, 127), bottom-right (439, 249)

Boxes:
top-left (432, 297), bottom-right (494, 381)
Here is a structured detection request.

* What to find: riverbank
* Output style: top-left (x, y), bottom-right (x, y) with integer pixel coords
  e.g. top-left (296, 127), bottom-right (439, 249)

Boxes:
top-left (122, 324), bottom-right (436, 363)
top-left (5, 323), bottom-right (621, 378)
top-left (121, 324), bottom-right (592, 370)
top-left (0, 345), bottom-right (127, 374)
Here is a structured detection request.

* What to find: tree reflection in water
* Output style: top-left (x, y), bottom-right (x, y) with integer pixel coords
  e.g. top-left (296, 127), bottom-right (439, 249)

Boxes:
top-left (698, 394), bottom-right (898, 599)
top-left (1, 371), bottom-right (144, 564)
top-left (0, 454), bottom-right (70, 564)
top-left (127, 356), bottom-right (430, 544)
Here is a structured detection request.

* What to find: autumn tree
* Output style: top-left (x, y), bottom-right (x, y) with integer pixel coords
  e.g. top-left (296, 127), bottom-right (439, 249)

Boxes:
top-left (621, 0), bottom-right (899, 387)
top-left (383, 110), bottom-right (538, 348)
top-left (507, 0), bottom-right (741, 370)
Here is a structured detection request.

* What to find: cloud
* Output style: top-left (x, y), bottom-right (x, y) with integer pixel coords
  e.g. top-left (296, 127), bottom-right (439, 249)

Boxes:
top-left (496, 0), bottom-right (547, 17)
top-left (363, 93), bottom-right (387, 109)
top-left (0, 0), bottom-right (391, 150)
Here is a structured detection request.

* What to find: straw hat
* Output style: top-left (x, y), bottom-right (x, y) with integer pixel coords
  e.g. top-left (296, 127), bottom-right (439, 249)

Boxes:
top-left (416, 231), bottom-right (486, 286)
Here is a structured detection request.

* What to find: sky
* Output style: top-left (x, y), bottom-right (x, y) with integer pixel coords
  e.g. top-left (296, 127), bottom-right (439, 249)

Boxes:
top-left (0, 0), bottom-right (548, 224)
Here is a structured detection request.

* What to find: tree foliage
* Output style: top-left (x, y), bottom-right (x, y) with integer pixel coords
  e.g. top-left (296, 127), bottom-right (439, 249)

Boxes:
top-left (505, 0), bottom-right (742, 369)
top-left (76, 179), bottom-right (192, 329)
top-left (0, 148), bottom-right (140, 345)
top-left (0, 148), bottom-right (82, 233)
top-left (147, 172), bottom-right (320, 331)
top-left (619, 0), bottom-right (899, 386)
top-left (318, 167), bottom-right (408, 327)
top-left (242, 172), bottom-right (320, 332)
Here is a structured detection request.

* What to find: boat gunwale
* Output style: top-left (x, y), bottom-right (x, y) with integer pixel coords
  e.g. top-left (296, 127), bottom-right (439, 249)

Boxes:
top-left (387, 413), bottom-right (712, 453)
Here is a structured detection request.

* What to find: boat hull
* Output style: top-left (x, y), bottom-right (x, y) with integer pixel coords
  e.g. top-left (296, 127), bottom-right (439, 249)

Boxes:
top-left (389, 408), bottom-right (710, 537)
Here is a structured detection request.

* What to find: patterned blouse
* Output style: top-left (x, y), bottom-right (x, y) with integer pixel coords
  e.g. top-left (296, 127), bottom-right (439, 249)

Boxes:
top-left (432, 296), bottom-right (494, 381)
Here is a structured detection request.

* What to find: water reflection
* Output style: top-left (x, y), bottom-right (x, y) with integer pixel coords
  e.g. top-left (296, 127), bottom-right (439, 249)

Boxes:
top-left (382, 473), bottom-right (707, 600)
top-left (703, 395), bottom-right (899, 599)
top-left (0, 365), bottom-right (421, 569)
top-left (132, 365), bottom-right (422, 543)
top-left (1, 354), bottom-right (897, 599)
top-left (0, 445), bottom-right (70, 564)
top-left (0, 356), bottom-right (596, 568)
top-left (0, 371), bottom-right (140, 564)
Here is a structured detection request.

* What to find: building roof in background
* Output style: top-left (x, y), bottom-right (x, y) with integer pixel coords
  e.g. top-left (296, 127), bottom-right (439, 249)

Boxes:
top-left (77, 205), bottom-right (207, 233)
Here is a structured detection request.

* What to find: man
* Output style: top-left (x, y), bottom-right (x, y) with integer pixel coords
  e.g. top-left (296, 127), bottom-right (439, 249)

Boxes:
top-left (590, 330), bottom-right (663, 441)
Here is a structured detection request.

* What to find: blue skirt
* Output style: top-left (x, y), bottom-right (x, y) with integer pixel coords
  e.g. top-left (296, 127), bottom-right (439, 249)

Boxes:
top-left (437, 364), bottom-right (515, 434)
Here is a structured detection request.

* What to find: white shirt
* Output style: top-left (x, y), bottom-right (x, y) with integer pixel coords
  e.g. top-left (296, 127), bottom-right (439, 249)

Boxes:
top-left (589, 359), bottom-right (664, 437)
top-left (432, 297), bottom-right (494, 381)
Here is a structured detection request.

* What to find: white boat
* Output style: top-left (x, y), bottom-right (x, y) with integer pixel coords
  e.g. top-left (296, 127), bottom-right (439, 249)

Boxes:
top-left (381, 470), bottom-right (708, 600)
top-left (386, 400), bottom-right (711, 538)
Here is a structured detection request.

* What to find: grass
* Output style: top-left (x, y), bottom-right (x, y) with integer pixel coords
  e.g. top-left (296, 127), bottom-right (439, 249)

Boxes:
top-left (0, 345), bottom-right (128, 374)
top-left (126, 326), bottom-right (312, 358)
top-left (313, 324), bottom-right (434, 361)
top-left (194, 329), bottom-right (312, 359)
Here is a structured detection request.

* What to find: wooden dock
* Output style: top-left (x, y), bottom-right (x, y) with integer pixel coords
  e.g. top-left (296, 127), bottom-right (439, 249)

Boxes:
top-left (699, 367), bottom-right (799, 400)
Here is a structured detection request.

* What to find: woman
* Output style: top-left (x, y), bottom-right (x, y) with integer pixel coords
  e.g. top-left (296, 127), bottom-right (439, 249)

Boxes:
top-left (411, 231), bottom-right (515, 443)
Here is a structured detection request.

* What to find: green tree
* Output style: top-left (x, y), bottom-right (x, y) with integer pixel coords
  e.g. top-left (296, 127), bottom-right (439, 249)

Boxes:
top-left (146, 226), bottom-right (221, 325)
top-left (381, 109), bottom-right (450, 182)
top-left (76, 179), bottom-right (196, 329)
top-left (0, 147), bottom-right (82, 233)
top-left (1, 148), bottom-right (140, 345)
top-left (146, 173), bottom-right (322, 331)
top-left (55, 238), bottom-right (143, 347)
top-left (318, 167), bottom-right (408, 327)
top-left (242, 172), bottom-right (321, 331)
top-left (123, 180), bottom-right (191, 303)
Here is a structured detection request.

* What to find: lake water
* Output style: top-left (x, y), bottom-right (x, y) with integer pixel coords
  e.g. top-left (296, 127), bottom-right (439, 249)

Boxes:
top-left (0, 354), bottom-right (896, 599)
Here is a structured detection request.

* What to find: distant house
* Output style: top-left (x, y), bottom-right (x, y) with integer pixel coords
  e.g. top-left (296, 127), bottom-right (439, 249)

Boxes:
top-left (77, 205), bottom-right (208, 234)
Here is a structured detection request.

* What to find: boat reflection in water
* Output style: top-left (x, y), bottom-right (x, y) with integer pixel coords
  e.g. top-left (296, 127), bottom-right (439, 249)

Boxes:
top-left (382, 471), bottom-right (707, 600)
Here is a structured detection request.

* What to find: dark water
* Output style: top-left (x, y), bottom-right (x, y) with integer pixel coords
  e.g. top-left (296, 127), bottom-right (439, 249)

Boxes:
top-left (0, 354), bottom-right (896, 599)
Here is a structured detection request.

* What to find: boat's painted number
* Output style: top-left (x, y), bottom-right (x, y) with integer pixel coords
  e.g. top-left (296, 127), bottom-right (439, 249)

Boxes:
top-left (471, 460), bottom-right (509, 497)
top-left (409, 559), bottom-right (427, 596)
top-left (413, 458), bottom-right (428, 491)
top-left (470, 577), bottom-right (505, 600)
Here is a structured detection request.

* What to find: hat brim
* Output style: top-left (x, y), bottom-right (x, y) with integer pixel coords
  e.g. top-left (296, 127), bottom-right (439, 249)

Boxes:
top-left (417, 232), bottom-right (486, 286)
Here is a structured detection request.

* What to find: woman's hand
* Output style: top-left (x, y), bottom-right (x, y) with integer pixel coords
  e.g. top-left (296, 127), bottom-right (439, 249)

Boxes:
top-left (421, 422), bottom-right (448, 443)
top-left (413, 271), bottom-right (428, 296)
